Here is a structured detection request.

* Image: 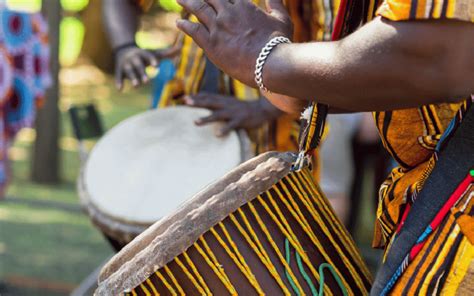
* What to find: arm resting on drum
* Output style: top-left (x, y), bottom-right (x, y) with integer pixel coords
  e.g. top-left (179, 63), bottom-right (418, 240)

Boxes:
top-left (264, 18), bottom-right (474, 111)
top-left (102, 0), bottom-right (140, 49)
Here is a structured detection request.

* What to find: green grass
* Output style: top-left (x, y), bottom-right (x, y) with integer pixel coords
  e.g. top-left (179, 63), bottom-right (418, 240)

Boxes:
top-left (0, 76), bottom-right (152, 295)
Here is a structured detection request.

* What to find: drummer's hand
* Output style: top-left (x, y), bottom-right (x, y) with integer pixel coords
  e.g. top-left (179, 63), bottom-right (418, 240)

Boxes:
top-left (115, 45), bottom-right (180, 91)
top-left (176, 0), bottom-right (292, 87)
top-left (184, 93), bottom-right (282, 137)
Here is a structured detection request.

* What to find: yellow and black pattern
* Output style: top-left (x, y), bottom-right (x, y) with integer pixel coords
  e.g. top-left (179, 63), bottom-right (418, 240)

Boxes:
top-left (371, 0), bottom-right (474, 248)
top-left (390, 186), bottom-right (474, 295)
top-left (127, 168), bottom-right (372, 295)
top-left (377, 0), bottom-right (474, 21)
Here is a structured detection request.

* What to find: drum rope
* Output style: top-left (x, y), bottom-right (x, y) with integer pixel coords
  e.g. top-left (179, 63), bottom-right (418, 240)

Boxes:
top-left (298, 170), bottom-right (373, 282)
top-left (257, 192), bottom-right (332, 295)
top-left (210, 227), bottom-right (265, 294)
top-left (174, 257), bottom-right (207, 295)
top-left (183, 251), bottom-right (212, 295)
top-left (258, 193), bottom-right (331, 294)
top-left (247, 201), bottom-right (306, 293)
top-left (291, 172), bottom-right (364, 265)
top-left (278, 177), bottom-right (363, 291)
top-left (284, 238), bottom-right (349, 296)
top-left (218, 222), bottom-right (266, 293)
top-left (139, 282), bottom-right (152, 296)
top-left (284, 238), bottom-right (318, 295)
top-left (154, 271), bottom-right (175, 295)
top-left (231, 211), bottom-right (292, 294)
top-left (194, 241), bottom-right (238, 295)
top-left (130, 170), bottom-right (372, 295)
top-left (275, 184), bottom-right (346, 283)
top-left (164, 265), bottom-right (185, 295)
top-left (198, 237), bottom-right (236, 289)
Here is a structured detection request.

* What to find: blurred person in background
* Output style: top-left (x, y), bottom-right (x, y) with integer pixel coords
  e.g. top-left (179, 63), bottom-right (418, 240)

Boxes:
top-left (103, 0), bottom-right (297, 163)
top-left (320, 113), bottom-right (363, 225)
top-left (103, 0), bottom-right (367, 191)
top-left (0, 4), bottom-right (50, 198)
top-left (103, 0), bottom-right (387, 227)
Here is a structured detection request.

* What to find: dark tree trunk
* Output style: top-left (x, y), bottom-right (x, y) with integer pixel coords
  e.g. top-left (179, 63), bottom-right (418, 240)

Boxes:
top-left (31, 0), bottom-right (61, 183)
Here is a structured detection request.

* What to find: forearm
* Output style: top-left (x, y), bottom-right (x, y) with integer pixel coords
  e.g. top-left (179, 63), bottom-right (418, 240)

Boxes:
top-left (103, 0), bottom-right (140, 48)
top-left (265, 18), bottom-right (474, 111)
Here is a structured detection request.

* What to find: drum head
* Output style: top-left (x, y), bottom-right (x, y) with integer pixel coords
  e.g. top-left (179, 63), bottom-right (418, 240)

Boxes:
top-left (84, 106), bottom-right (243, 225)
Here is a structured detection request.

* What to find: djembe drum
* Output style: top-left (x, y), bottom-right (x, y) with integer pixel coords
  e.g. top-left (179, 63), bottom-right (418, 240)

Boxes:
top-left (79, 106), bottom-right (252, 249)
top-left (95, 105), bottom-right (373, 295)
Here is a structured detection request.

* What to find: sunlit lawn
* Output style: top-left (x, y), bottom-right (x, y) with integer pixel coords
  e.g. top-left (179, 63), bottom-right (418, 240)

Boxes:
top-left (0, 68), bottom-right (153, 295)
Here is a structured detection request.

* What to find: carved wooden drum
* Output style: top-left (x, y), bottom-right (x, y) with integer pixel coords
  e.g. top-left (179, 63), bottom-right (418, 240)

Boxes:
top-left (96, 152), bottom-right (372, 295)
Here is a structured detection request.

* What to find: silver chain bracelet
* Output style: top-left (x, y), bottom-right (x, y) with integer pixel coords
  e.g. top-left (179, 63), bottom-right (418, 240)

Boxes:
top-left (254, 36), bottom-right (291, 93)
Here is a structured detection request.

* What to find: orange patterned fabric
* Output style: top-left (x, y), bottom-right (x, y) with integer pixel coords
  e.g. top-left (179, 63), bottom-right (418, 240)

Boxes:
top-left (372, 0), bottom-right (474, 248)
top-left (390, 188), bottom-right (474, 295)
top-left (377, 0), bottom-right (474, 21)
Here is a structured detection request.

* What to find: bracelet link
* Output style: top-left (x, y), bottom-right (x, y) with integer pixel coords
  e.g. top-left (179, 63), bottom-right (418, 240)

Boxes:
top-left (254, 36), bottom-right (291, 93)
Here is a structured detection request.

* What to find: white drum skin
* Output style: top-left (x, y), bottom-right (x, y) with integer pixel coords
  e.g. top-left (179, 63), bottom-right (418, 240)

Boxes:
top-left (79, 106), bottom-right (252, 246)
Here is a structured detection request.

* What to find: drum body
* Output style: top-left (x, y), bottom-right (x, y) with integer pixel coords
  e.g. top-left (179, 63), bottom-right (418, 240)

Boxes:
top-left (96, 152), bottom-right (372, 295)
top-left (79, 106), bottom-right (252, 248)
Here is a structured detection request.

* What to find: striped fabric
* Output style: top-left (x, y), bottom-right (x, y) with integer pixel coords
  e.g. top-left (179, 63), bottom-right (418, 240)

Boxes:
top-left (377, 0), bottom-right (474, 21)
top-left (390, 185), bottom-right (474, 295)
top-left (372, 0), bottom-right (474, 249)
top-left (127, 167), bottom-right (372, 295)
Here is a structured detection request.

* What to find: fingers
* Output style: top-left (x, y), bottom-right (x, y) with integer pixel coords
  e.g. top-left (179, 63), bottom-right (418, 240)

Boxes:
top-left (176, 19), bottom-right (209, 49)
top-left (219, 119), bottom-right (240, 137)
top-left (177, 0), bottom-right (215, 29)
top-left (265, 0), bottom-right (289, 21)
top-left (115, 67), bottom-right (124, 91)
top-left (184, 93), bottom-right (224, 109)
top-left (131, 57), bottom-right (149, 84)
top-left (195, 110), bottom-right (228, 125)
top-left (123, 63), bottom-right (139, 87)
top-left (140, 50), bottom-right (158, 67)
top-left (155, 46), bottom-right (180, 60)
top-left (206, 0), bottom-right (227, 12)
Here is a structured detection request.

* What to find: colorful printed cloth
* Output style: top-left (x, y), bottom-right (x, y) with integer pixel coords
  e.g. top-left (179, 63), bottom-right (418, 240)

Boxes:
top-left (0, 6), bottom-right (50, 194)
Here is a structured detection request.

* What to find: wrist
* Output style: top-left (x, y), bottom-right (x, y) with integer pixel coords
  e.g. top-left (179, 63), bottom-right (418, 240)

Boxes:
top-left (113, 42), bottom-right (138, 57)
top-left (257, 42), bottom-right (291, 95)
top-left (254, 37), bottom-right (291, 93)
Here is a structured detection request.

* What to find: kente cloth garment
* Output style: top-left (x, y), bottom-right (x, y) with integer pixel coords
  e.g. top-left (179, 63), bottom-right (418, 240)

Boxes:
top-left (0, 6), bottom-right (50, 194)
top-left (373, 0), bottom-right (474, 249)
top-left (133, 0), bottom-right (345, 179)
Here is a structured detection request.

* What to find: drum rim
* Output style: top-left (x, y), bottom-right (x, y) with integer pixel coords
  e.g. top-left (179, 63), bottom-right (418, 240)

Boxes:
top-left (96, 151), bottom-right (297, 295)
top-left (78, 166), bottom-right (148, 243)
top-left (79, 107), bottom-right (254, 242)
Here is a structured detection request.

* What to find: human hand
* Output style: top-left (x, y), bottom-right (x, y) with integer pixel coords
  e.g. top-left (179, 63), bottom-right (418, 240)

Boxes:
top-left (184, 93), bottom-right (278, 136)
top-left (114, 45), bottom-right (180, 90)
top-left (176, 0), bottom-right (293, 87)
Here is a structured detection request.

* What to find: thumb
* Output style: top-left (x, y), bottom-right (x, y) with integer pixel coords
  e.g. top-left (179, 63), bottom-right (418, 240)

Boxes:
top-left (265, 0), bottom-right (288, 21)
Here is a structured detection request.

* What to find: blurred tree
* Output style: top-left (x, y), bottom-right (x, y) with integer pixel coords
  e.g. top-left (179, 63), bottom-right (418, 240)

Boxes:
top-left (31, 0), bottom-right (61, 183)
